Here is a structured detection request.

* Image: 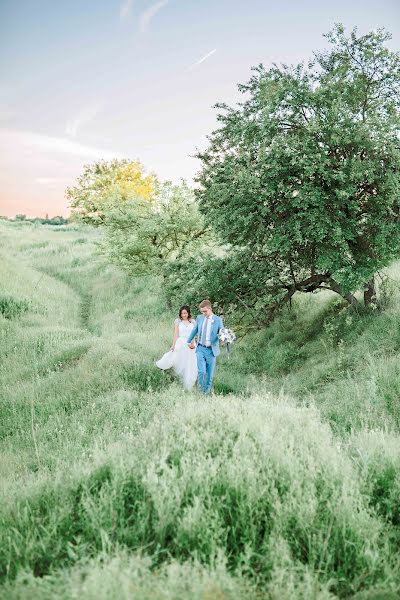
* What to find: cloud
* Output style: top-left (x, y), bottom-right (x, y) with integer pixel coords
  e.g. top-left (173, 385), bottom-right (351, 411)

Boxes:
top-left (1, 128), bottom-right (125, 161)
top-left (119, 0), bottom-right (134, 21)
top-left (187, 48), bottom-right (217, 71)
top-left (65, 104), bottom-right (102, 138)
top-left (139, 0), bottom-right (168, 33)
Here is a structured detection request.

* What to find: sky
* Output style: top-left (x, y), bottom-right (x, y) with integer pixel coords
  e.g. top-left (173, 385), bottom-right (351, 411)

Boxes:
top-left (0, 0), bottom-right (399, 217)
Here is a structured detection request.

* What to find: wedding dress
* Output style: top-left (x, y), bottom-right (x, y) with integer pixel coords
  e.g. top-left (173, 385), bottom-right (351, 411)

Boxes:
top-left (156, 318), bottom-right (198, 389)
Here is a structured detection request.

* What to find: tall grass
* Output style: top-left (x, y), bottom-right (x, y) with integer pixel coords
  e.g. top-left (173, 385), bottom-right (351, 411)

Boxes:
top-left (216, 285), bottom-right (400, 434)
top-left (0, 221), bottom-right (399, 599)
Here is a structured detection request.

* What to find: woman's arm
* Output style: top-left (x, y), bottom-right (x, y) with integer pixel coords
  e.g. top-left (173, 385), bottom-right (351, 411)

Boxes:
top-left (171, 321), bottom-right (179, 351)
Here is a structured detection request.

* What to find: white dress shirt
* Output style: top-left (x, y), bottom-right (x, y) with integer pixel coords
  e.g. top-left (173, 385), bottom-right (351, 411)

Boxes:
top-left (201, 313), bottom-right (213, 346)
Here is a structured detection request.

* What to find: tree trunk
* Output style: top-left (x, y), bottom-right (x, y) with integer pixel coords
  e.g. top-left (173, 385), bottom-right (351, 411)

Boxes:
top-left (328, 278), bottom-right (359, 307)
top-left (162, 273), bottom-right (173, 310)
top-left (364, 278), bottom-right (376, 306)
top-left (261, 273), bottom-right (360, 328)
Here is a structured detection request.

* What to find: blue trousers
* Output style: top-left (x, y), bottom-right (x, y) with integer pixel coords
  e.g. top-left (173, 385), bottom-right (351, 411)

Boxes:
top-left (196, 345), bottom-right (216, 394)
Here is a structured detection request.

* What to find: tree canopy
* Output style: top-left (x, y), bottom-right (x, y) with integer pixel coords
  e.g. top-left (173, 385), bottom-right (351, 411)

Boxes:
top-left (101, 180), bottom-right (210, 278)
top-left (66, 159), bottom-right (157, 225)
top-left (66, 156), bottom-right (210, 284)
top-left (171, 25), bottom-right (400, 322)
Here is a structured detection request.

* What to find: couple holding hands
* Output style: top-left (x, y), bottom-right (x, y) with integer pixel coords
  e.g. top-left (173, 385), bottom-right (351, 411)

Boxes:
top-left (156, 299), bottom-right (223, 394)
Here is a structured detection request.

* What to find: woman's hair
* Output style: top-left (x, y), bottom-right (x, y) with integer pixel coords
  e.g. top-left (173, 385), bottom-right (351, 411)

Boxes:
top-left (179, 304), bottom-right (192, 320)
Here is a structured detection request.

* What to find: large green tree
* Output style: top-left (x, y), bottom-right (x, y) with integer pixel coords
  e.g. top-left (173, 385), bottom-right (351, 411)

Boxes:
top-left (179, 25), bottom-right (400, 322)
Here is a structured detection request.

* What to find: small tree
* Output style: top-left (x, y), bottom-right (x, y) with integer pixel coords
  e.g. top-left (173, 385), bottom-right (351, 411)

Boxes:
top-left (101, 180), bottom-right (210, 278)
top-left (192, 25), bottom-right (400, 319)
top-left (66, 159), bottom-right (157, 226)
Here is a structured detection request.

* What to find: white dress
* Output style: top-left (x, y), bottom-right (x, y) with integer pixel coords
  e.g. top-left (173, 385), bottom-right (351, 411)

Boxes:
top-left (156, 318), bottom-right (198, 390)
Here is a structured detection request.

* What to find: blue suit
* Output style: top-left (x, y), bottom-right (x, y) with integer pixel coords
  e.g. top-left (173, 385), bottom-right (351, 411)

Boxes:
top-left (187, 314), bottom-right (223, 394)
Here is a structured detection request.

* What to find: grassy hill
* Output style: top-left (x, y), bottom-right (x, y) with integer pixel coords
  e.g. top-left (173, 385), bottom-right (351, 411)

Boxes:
top-left (0, 220), bottom-right (399, 599)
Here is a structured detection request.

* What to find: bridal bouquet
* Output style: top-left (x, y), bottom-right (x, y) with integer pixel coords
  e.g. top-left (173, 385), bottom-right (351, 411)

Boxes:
top-left (219, 327), bottom-right (237, 356)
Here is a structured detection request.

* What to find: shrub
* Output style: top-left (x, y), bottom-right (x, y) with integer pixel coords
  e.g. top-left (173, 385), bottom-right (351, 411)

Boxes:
top-left (0, 296), bottom-right (30, 319)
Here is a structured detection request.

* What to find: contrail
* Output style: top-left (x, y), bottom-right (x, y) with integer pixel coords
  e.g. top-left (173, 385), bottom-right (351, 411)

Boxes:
top-left (188, 48), bottom-right (217, 71)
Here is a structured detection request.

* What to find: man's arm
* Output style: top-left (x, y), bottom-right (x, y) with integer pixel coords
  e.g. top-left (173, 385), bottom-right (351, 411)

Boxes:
top-left (187, 319), bottom-right (199, 344)
top-left (213, 316), bottom-right (223, 345)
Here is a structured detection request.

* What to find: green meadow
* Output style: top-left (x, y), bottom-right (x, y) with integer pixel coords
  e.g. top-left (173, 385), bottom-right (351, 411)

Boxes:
top-left (0, 219), bottom-right (399, 599)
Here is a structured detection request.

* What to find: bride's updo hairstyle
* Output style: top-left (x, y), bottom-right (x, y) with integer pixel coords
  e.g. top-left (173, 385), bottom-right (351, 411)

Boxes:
top-left (179, 305), bottom-right (192, 320)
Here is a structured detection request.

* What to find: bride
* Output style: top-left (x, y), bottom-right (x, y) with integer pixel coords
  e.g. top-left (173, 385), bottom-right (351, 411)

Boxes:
top-left (155, 305), bottom-right (198, 390)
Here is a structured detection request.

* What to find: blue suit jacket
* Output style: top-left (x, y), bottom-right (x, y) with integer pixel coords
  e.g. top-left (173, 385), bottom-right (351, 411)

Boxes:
top-left (187, 314), bottom-right (224, 357)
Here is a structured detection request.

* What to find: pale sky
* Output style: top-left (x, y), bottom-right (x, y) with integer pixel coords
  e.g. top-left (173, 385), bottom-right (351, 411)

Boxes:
top-left (0, 0), bottom-right (399, 217)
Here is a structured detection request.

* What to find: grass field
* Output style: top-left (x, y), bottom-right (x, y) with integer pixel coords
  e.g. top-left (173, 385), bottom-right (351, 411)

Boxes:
top-left (0, 219), bottom-right (399, 599)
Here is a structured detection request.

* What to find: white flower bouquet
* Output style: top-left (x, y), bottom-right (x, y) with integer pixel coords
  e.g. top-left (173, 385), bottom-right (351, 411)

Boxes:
top-left (218, 327), bottom-right (237, 356)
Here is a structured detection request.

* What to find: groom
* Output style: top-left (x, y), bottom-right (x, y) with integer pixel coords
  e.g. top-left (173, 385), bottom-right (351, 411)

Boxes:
top-left (187, 300), bottom-right (223, 394)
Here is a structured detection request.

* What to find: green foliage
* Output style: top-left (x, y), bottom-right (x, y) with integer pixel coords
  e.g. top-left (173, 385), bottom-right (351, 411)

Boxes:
top-left (175, 25), bottom-right (400, 322)
top-left (66, 159), bottom-right (156, 226)
top-left (101, 181), bottom-right (210, 277)
top-left (163, 252), bottom-right (294, 325)
top-left (39, 216), bottom-right (69, 226)
top-left (0, 295), bottom-right (30, 319)
top-left (12, 215), bottom-right (69, 225)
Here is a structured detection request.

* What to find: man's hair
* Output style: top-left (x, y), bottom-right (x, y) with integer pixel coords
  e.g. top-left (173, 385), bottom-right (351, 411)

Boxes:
top-left (199, 299), bottom-right (212, 309)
